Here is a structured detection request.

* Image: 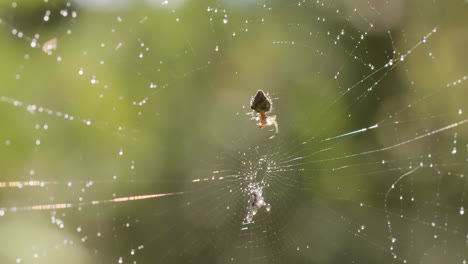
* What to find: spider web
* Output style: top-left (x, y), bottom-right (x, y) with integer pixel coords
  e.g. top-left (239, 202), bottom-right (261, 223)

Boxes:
top-left (1, 0), bottom-right (468, 263)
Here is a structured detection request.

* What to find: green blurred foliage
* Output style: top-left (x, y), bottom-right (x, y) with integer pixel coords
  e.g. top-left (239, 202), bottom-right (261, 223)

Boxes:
top-left (0, 0), bottom-right (467, 263)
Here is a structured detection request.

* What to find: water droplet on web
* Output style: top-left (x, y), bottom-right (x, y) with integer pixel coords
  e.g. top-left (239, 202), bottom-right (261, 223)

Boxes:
top-left (30, 39), bottom-right (37, 48)
top-left (460, 206), bottom-right (465, 215)
top-left (27, 104), bottom-right (37, 113)
top-left (452, 147), bottom-right (457, 154)
top-left (391, 237), bottom-right (396, 243)
top-left (43, 10), bottom-right (50, 22)
top-left (223, 15), bottom-right (228, 24)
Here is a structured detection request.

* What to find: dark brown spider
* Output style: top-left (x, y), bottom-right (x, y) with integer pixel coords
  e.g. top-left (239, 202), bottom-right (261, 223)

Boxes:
top-left (250, 90), bottom-right (278, 135)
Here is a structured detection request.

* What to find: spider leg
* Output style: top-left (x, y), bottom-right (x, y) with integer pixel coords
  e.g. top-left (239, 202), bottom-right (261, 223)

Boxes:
top-left (266, 115), bottom-right (278, 133)
top-left (263, 115), bottom-right (277, 139)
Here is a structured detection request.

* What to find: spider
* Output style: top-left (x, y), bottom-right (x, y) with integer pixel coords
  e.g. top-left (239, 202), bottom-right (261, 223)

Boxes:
top-left (250, 90), bottom-right (278, 136)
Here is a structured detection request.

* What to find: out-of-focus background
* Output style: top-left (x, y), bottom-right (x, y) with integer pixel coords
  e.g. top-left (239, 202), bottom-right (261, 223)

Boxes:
top-left (0, 0), bottom-right (468, 263)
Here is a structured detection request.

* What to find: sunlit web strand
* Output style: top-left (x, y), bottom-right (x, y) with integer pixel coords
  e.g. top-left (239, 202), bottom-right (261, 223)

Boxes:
top-left (323, 73), bottom-right (468, 145)
top-left (0, 95), bottom-right (92, 126)
top-left (0, 180), bottom-right (56, 188)
top-left (0, 192), bottom-right (183, 215)
top-left (309, 118), bottom-right (468, 163)
top-left (273, 117), bottom-right (466, 171)
top-left (383, 166), bottom-right (420, 253)
top-left (305, 26), bottom-right (439, 131)
top-left (323, 123), bottom-right (379, 141)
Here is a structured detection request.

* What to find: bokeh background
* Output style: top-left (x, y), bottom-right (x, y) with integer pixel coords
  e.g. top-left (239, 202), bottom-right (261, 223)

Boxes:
top-left (0, 0), bottom-right (468, 263)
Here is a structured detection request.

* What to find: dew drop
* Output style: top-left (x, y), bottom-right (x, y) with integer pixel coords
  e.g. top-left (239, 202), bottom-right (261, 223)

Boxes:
top-left (452, 147), bottom-right (457, 154)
